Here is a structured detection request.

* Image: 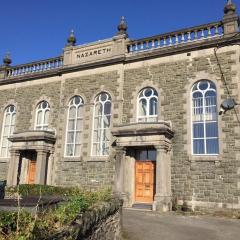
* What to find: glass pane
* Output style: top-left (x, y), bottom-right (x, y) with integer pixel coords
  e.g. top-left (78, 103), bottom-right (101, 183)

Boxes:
top-left (66, 144), bottom-right (74, 156)
top-left (11, 114), bottom-right (16, 125)
top-left (93, 130), bottom-right (101, 142)
top-left (193, 139), bottom-right (205, 154)
top-left (37, 111), bottom-right (42, 125)
top-left (69, 106), bottom-right (76, 119)
top-left (94, 117), bottom-right (102, 129)
top-left (139, 99), bottom-right (147, 116)
top-left (145, 88), bottom-right (152, 97)
top-left (148, 150), bottom-right (156, 161)
top-left (74, 96), bottom-right (81, 105)
top-left (104, 102), bottom-right (111, 115)
top-left (77, 105), bottom-right (83, 117)
top-left (206, 139), bottom-right (219, 154)
top-left (206, 122), bottom-right (218, 138)
top-left (193, 92), bottom-right (203, 99)
top-left (205, 106), bottom-right (217, 121)
top-left (5, 114), bottom-right (11, 125)
top-left (75, 131), bottom-right (82, 143)
top-left (103, 115), bottom-right (111, 128)
top-left (95, 103), bottom-right (103, 116)
top-left (76, 119), bottom-right (83, 130)
top-left (150, 98), bottom-right (157, 115)
top-left (199, 81), bottom-right (209, 90)
top-left (68, 119), bottom-right (75, 130)
top-left (67, 132), bottom-right (74, 143)
top-left (100, 93), bottom-right (107, 102)
top-left (74, 144), bottom-right (81, 156)
top-left (10, 126), bottom-right (15, 135)
top-left (92, 143), bottom-right (99, 156)
top-left (103, 129), bottom-right (110, 141)
top-left (205, 94), bottom-right (216, 106)
top-left (193, 123), bottom-right (204, 138)
top-left (42, 101), bottom-right (48, 109)
top-left (102, 142), bottom-right (109, 155)
top-left (44, 110), bottom-right (49, 124)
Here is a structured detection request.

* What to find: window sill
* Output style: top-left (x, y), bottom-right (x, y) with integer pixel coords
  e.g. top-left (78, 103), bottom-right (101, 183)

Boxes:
top-left (62, 156), bottom-right (83, 162)
top-left (88, 156), bottom-right (109, 162)
top-left (189, 154), bottom-right (221, 162)
top-left (0, 158), bottom-right (10, 163)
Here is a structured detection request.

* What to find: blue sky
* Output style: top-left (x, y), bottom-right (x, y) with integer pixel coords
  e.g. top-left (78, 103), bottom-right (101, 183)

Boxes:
top-left (0, 0), bottom-right (239, 65)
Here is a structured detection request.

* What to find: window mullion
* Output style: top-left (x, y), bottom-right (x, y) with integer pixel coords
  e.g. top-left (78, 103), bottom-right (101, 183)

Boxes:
top-left (203, 91), bottom-right (207, 154)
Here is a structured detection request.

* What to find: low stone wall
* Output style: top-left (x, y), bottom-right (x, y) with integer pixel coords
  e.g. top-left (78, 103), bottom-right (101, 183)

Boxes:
top-left (48, 198), bottom-right (123, 240)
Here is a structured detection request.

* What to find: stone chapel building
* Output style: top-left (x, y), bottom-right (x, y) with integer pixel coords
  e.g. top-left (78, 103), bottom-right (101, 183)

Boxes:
top-left (0, 1), bottom-right (240, 212)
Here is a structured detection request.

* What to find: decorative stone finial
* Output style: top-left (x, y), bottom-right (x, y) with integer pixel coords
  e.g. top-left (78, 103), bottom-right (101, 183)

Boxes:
top-left (224, 0), bottom-right (237, 15)
top-left (117, 16), bottom-right (128, 36)
top-left (67, 30), bottom-right (76, 46)
top-left (3, 52), bottom-right (12, 66)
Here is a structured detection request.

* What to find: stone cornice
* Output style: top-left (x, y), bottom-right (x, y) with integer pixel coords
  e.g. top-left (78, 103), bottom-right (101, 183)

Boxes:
top-left (0, 34), bottom-right (239, 86)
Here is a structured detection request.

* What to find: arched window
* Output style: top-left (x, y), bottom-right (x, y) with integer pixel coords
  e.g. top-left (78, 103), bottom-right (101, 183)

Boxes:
top-left (0, 105), bottom-right (16, 158)
top-left (92, 92), bottom-right (112, 156)
top-left (35, 101), bottom-right (50, 130)
top-left (192, 80), bottom-right (219, 155)
top-left (137, 87), bottom-right (158, 122)
top-left (65, 96), bottom-right (84, 157)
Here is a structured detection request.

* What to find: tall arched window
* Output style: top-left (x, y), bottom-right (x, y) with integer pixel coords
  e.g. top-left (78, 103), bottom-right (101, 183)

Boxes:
top-left (192, 80), bottom-right (219, 155)
top-left (35, 101), bottom-right (50, 130)
top-left (0, 105), bottom-right (16, 158)
top-left (138, 87), bottom-right (158, 122)
top-left (92, 92), bottom-right (112, 156)
top-left (65, 96), bottom-right (84, 157)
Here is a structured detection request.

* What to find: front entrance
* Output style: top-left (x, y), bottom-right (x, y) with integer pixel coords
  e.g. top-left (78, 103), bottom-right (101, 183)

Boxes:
top-left (28, 160), bottom-right (36, 184)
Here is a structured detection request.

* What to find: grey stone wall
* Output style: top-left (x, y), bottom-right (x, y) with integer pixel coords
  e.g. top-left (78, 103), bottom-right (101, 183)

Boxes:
top-left (123, 50), bottom-right (240, 208)
top-left (48, 198), bottom-right (123, 240)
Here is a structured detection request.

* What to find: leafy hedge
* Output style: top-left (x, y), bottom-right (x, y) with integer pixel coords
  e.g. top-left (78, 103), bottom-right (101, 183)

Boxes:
top-left (0, 185), bottom-right (111, 240)
top-left (6, 184), bottom-right (83, 198)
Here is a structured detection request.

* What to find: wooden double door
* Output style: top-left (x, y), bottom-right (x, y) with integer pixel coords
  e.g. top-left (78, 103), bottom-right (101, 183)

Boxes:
top-left (135, 161), bottom-right (155, 203)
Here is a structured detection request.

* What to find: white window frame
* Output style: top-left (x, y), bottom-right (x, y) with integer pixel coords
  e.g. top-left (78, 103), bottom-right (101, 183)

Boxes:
top-left (0, 105), bottom-right (16, 158)
top-left (64, 96), bottom-right (84, 157)
top-left (35, 101), bottom-right (50, 130)
top-left (191, 80), bottom-right (219, 155)
top-left (91, 92), bottom-right (112, 157)
top-left (137, 87), bottom-right (158, 122)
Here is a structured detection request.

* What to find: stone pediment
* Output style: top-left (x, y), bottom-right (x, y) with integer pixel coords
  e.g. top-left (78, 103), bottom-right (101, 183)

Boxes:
top-left (8, 130), bottom-right (56, 152)
top-left (112, 122), bottom-right (174, 138)
top-left (112, 122), bottom-right (174, 148)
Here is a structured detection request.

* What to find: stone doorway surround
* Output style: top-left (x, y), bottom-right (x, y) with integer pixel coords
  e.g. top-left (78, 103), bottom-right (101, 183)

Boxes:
top-left (112, 121), bottom-right (174, 212)
top-left (7, 130), bottom-right (56, 186)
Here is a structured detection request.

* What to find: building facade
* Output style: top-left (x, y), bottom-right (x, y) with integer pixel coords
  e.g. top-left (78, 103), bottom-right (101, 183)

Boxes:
top-left (0, 1), bottom-right (240, 212)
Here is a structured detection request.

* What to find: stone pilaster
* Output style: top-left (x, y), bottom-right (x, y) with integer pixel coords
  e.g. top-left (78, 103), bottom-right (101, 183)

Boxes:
top-left (35, 150), bottom-right (48, 185)
top-left (113, 146), bottom-right (126, 198)
top-left (154, 145), bottom-right (172, 212)
top-left (7, 150), bottom-right (21, 186)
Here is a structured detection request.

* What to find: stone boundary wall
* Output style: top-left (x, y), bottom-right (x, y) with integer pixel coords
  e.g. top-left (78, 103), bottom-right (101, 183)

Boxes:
top-left (47, 198), bottom-right (123, 240)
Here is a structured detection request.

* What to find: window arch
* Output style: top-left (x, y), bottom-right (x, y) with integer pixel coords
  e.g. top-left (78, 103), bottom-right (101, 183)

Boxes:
top-left (35, 101), bottom-right (50, 130)
top-left (92, 92), bottom-right (112, 156)
top-left (65, 96), bottom-right (84, 157)
top-left (191, 80), bottom-right (219, 155)
top-left (0, 105), bottom-right (16, 158)
top-left (137, 87), bottom-right (158, 122)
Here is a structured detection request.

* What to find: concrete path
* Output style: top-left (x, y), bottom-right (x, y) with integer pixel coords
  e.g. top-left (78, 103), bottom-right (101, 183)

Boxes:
top-left (122, 209), bottom-right (240, 240)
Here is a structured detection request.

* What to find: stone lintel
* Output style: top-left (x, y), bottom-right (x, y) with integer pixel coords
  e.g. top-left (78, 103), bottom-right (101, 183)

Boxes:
top-left (112, 122), bottom-right (174, 139)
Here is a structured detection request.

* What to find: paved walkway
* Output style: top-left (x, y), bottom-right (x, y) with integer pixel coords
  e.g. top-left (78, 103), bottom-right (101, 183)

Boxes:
top-left (122, 209), bottom-right (240, 240)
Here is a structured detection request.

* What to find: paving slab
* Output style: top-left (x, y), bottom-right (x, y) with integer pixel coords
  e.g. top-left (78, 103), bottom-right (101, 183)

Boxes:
top-left (122, 209), bottom-right (240, 240)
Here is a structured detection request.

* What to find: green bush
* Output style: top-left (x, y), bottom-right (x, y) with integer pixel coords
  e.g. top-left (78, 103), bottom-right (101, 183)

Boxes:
top-left (0, 187), bottom-right (112, 239)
